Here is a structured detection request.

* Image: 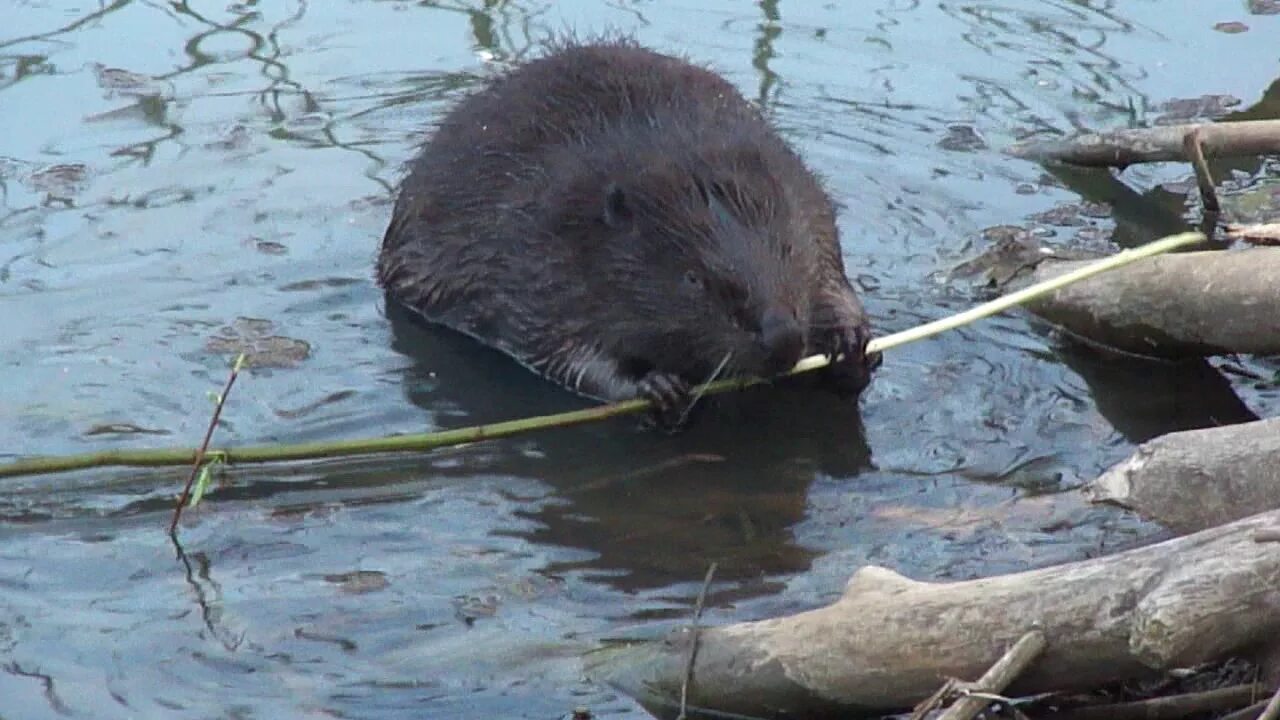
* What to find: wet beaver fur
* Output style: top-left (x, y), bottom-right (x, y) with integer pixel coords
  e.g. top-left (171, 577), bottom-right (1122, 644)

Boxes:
top-left (378, 38), bottom-right (877, 428)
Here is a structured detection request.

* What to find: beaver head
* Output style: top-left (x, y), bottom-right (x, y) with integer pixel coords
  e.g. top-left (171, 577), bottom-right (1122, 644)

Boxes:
top-left (547, 143), bottom-right (822, 385)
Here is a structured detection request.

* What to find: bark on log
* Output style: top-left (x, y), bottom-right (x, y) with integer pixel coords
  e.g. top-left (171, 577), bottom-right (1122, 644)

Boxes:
top-left (586, 509), bottom-right (1280, 719)
top-left (1088, 417), bottom-right (1280, 534)
top-left (1024, 248), bottom-right (1280, 358)
top-left (1006, 119), bottom-right (1280, 168)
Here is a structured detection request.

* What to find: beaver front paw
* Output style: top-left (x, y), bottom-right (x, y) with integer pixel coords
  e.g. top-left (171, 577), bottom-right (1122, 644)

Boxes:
top-left (637, 371), bottom-right (695, 433)
top-left (818, 323), bottom-right (881, 399)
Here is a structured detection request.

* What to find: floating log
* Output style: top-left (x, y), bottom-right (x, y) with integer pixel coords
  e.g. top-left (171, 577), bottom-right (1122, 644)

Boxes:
top-left (1087, 415), bottom-right (1280, 687)
top-left (1007, 119), bottom-right (1280, 168)
top-left (1088, 417), bottom-right (1280, 535)
top-left (586, 509), bottom-right (1280, 719)
top-left (1025, 248), bottom-right (1280, 358)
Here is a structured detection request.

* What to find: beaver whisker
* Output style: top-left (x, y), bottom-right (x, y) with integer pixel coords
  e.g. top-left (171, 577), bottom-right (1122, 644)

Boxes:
top-left (677, 350), bottom-right (734, 427)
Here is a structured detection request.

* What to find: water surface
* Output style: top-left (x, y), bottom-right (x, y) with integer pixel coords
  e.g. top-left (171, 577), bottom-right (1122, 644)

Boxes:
top-left (3, 2), bottom-right (1279, 718)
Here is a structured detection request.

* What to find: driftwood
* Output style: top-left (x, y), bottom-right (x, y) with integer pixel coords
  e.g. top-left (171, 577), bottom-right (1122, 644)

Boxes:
top-left (1024, 248), bottom-right (1280, 358)
top-left (1006, 119), bottom-right (1280, 168)
top-left (1088, 417), bottom-right (1280, 534)
top-left (1088, 415), bottom-right (1280, 688)
top-left (1226, 223), bottom-right (1280, 246)
top-left (905, 632), bottom-right (1047, 720)
top-left (935, 630), bottom-right (1046, 720)
top-left (586, 509), bottom-right (1280, 719)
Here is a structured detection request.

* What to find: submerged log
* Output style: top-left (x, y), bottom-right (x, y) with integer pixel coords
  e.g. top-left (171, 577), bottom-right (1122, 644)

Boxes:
top-left (1088, 417), bottom-right (1280, 534)
top-left (586, 509), bottom-right (1280, 719)
top-left (1006, 119), bottom-right (1280, 168)
top-left (1024, 248), bottom-right (1280, 358)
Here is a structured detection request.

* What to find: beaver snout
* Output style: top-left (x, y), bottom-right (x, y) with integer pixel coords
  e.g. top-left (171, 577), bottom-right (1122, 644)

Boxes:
top-left (759, 308), bottom-right (804, 376)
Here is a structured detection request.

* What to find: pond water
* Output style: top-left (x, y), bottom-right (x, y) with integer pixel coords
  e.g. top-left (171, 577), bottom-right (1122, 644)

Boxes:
top-left (3, 1), bottom-right (1279, 718)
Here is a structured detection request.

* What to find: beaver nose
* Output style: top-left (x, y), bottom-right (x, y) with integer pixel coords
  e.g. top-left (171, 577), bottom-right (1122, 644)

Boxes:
top-left (759, 308), bottom-right (804, 376)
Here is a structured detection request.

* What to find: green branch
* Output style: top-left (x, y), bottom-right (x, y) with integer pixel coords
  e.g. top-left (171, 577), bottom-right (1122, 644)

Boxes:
top-left (0, 231), bottom-right (1203, 480)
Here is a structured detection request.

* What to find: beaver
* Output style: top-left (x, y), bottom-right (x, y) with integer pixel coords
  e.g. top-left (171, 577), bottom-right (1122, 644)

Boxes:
top-left (378, 38), bottom-right (877, 428)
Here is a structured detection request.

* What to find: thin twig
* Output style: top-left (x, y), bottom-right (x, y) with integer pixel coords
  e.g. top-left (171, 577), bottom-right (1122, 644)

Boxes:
top-left (1006, 119), bottom-right (1280, 167)
top-left (1183, 127), bottom-right (1220, 213)
top-left (1045, 683), bottom-right (1260, 720)
top-left (678, 562), bottom-right (718, 720)
top-left (168, 354), bottom-right (245, 535)
top-left (0, 232), bottom-right (1204, 481)
top-left (935, 630), bottom-right (1048, 720)
top-left (910, 678), bottom-right (960, 720)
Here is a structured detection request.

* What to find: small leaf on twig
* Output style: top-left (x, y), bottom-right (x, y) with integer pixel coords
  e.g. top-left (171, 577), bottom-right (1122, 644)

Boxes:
top-left (189, 462), bottom-right (214, 509)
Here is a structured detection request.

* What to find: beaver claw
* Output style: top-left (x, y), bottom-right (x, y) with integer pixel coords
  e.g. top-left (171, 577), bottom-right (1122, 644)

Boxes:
top-left (637, 371), bottom-right (695, 432)
top-left (819, 324), bottom-right (881, 398)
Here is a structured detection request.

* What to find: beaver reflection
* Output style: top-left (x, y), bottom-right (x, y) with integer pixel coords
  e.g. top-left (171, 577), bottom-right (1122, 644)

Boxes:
top-left (385, 299), bottom-right (872, 594)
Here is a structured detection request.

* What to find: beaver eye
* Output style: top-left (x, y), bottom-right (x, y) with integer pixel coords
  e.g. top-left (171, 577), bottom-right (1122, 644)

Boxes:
top-left (684, 270), bottom-right (704, 289)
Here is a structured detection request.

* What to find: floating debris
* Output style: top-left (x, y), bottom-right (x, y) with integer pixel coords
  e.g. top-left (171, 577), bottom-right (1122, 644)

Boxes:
top-left (205, 317), bottom-right (311, 369)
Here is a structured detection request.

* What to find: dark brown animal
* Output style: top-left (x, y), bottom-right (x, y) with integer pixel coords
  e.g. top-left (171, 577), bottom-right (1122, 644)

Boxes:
top-left (378, 38), bottom-right (876, 428)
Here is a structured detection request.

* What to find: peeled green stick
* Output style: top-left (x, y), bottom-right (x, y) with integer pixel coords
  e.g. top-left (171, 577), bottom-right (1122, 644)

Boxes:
top-left (0, 231), bottom-right (1204, 480)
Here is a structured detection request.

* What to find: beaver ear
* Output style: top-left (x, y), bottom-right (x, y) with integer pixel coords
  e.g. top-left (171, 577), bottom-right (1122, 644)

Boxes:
top-left (602, 183), bottom-right (631, 228)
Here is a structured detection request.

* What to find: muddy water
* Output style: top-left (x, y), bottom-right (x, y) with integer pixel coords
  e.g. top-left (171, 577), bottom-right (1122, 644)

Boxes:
top-left (2, 2), bottom-right (1279, 718)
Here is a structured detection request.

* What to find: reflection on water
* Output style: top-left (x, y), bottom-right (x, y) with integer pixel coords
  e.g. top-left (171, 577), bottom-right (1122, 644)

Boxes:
top-left (386, 300), bottom-right (872, 593)
top-left (1054, 345), bottom-right (1259, 444)
top-left (2, 1), bottom-right (1279, 718)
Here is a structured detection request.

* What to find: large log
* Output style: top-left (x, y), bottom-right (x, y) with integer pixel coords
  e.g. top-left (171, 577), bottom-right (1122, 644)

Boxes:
top-left (1088, 417), bottom-right (1280, 535)
top-left (1025, 248), bottom-right (1280, 358)
top-left (1006, 119), bottom-right (1280, 168)
top-left (1086, 416), bottom-right (1280, 688)
top-left (586, 509), bottom-right (1280, 719)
